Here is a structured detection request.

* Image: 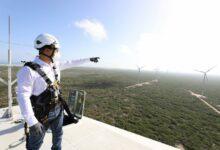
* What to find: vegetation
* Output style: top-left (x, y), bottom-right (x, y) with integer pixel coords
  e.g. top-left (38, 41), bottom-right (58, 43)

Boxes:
top-left (0, 67), bottom-right (220, 150)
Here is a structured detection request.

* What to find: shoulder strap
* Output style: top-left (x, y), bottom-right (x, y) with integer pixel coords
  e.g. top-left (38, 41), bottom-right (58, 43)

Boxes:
top-left (24, 61), bottom-right (52, 85)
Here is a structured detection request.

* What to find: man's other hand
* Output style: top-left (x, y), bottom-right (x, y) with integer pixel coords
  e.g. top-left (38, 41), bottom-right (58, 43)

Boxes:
top-left (29, 122), bottom-right (44, 136)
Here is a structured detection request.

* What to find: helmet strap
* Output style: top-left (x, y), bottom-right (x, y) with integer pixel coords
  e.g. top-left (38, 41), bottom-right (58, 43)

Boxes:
top-left (39, 49), bottom-right (55, 63)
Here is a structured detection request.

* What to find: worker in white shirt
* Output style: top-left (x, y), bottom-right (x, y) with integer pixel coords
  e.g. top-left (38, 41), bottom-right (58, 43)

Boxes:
top-left (16, 33), bottom-right (99, 150)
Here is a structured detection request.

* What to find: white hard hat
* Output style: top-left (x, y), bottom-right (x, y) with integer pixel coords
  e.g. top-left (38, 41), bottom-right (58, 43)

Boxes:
top-left (34, 33), bottom-right (60, 50)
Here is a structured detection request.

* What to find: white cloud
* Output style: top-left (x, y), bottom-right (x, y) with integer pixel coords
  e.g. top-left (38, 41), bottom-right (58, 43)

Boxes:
top-left (75, 19), bottom-right (107, 41)
top-left (120, 0), bottom-right (220, 74)
top-left (119, 44), bottom-right (133, 55)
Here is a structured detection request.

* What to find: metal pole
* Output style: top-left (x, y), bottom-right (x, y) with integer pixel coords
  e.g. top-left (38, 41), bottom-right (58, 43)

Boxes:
top-left (7, 16), bottom-right (12, 118)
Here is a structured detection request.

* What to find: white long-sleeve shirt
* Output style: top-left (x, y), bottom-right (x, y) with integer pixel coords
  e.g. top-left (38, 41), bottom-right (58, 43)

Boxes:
top-left (16, 56), bottom-right (90, 127)
top-left (59, 58), bottom-right (92, 71)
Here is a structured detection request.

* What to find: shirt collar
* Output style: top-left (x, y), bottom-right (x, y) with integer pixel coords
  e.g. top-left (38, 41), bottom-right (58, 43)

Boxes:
top-left (33, 56), bottom-right (53, 67)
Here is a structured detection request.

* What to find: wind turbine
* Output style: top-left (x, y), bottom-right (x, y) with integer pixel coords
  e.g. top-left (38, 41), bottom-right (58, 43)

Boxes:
top-left (136, 65), bottom-right (145, 84)
top-left (154, 67), bottom-right (160, 80)
top-left (194, 66), bottom-right (216, 95)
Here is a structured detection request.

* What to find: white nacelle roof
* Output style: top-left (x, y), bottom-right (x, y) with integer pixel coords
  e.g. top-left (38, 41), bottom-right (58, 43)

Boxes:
top-left (0, 106), bottom-right (178, 150)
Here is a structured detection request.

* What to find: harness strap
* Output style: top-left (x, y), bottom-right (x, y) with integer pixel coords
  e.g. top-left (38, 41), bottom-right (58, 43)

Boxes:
top-left (24, 122), bottom-right (29, 149)
top-left (22, 61), bottom-right (62, 146)
top-left (24, 61), bottom-right (61, 123)
top-left (24, 62), bottom-right (53, 85)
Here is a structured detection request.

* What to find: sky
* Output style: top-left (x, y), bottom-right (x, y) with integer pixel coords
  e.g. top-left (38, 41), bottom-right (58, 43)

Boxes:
top-left (1, 0), bottom-right (220, 75)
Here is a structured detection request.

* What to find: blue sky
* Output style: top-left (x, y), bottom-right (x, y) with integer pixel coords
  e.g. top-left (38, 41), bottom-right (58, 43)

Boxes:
top-left (0, 0), bottom-right (156, 65)
top-left (1, 0), bottom-right (220, 75)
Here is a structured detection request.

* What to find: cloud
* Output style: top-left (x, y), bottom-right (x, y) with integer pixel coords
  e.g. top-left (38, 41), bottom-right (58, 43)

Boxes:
top-left (75, 19), bottom-right (107, 41)
top-left (119, 44), bottom-right (133, 55)
top-left (119, 0), bottom-right (220, 73)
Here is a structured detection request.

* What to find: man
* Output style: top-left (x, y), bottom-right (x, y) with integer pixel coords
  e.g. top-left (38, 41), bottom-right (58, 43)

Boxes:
top-left (16, 33), bottom-right (99, 150)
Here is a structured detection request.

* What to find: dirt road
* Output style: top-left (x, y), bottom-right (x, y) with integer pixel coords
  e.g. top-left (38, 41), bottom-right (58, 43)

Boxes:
top-left (186, 90), bottom-right (220, 115)
top-left (125, 79), bottom-right (158, 89)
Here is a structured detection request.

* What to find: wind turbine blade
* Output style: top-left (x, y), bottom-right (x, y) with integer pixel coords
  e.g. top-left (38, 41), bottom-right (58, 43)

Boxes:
top-left (140, 65), bottom-right (146, 69)
top-left (194, 69), bottom-right (205, 73)
top-left (206, 65), bottom-right (216, 73)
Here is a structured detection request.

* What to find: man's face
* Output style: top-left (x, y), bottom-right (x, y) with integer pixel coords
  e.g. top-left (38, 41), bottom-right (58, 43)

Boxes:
top-left (44, 48), bottom-right (58, 58)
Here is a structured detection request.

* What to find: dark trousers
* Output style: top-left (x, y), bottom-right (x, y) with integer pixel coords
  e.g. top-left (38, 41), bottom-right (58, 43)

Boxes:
top-left (27, 105), bottom-right (63, 150)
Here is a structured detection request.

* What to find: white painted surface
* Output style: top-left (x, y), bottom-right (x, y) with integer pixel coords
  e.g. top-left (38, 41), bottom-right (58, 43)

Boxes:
top-left (0, 106), bottom-right (179, 150)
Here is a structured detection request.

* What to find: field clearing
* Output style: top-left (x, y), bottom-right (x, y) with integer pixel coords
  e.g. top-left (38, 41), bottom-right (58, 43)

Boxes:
top-left (0, 67), bottom-right (220, 150)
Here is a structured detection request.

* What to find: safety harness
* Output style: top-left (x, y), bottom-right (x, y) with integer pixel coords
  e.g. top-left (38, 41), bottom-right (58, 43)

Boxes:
top-left (22, 61), bottom-right (85, 148)
top-left (23, 61), bottom-right (62, 148)
top-left (24, 62), bottom-right (61, 123)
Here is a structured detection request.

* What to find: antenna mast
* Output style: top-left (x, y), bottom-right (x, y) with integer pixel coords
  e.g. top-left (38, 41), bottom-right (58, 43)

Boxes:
top-left (7, 16), bottom-right (13, 118)
top-left (0, 16), bottom-right (19, 120)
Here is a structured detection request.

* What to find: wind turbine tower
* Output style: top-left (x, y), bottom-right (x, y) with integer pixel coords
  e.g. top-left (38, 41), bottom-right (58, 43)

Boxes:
top-left (136, 65), bottom-right (145, 84)
top-left (154, 67), bottom-right (160, 80)
top-left (194, 66), bottom-right (215, 95)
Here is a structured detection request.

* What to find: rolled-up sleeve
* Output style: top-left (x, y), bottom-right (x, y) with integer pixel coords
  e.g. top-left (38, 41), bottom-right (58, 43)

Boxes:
top-left (16, 66), bottom-right (38, 127)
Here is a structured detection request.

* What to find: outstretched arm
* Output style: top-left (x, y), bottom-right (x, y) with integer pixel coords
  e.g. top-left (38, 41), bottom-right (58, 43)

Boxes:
top-left (59, 57), bottom-right (100, 71)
